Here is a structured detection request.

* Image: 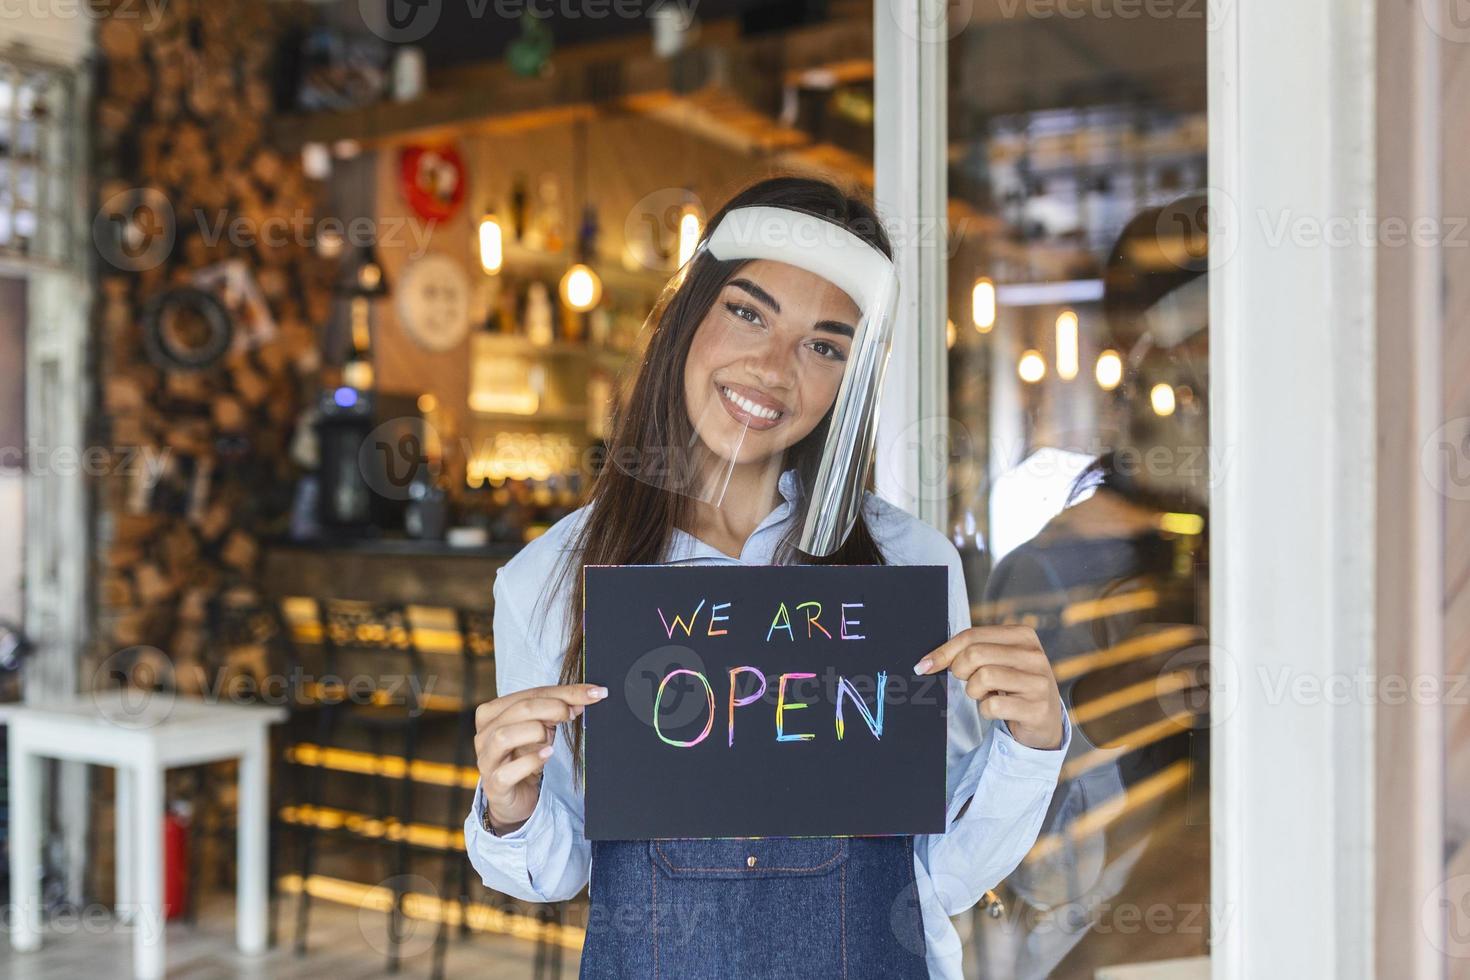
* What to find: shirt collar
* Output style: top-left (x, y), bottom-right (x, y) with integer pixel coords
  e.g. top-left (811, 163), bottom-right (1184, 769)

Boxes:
top-left (666, 468), bottom-right (802, 564)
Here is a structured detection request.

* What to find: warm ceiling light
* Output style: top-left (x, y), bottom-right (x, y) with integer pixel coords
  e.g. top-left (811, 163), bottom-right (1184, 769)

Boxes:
top-left (1095, 349), bottom-right (1123, 391)
top-left (972, 277), bottom-right (996, 332)
top-left (1018, 349), bottom-right (1046, 384)
top-left (477, 213), bottom-right (503, 275)
top-left (1151, 382), bottom-right (1177, 416)
top-left (417, 393), bottom-right (437, 414)
top-left (1055, 309), bottom-right (1078, 380)
top-left (560, 263), bottom-right (602, 312)
top-left (678, 208), bottom-right (701, 267)
top-left (946, 318), bottom-right (957, 350)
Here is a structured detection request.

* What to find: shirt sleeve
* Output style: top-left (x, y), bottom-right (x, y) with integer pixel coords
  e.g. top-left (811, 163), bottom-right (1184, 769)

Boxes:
top-left (462, 570), bottom-right (591, 904)
top-left (913, 545), bottom-right (1070, 915)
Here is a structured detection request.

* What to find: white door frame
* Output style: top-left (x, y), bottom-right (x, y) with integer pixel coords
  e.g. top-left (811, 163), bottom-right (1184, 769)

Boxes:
top-left (873, 0), bottom-right (1390, 974)
top-left (873, 0), bottom-right (949, 530)
top-left (1207, 0), bottom-right (1379, 974)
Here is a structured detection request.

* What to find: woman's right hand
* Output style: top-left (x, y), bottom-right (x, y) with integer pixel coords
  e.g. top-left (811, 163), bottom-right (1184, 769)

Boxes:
top-left (474, 683), bottom-right (607, 834)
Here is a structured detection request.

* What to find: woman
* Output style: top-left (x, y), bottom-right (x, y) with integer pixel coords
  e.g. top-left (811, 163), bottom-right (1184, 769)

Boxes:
top-left (466, 176), bottom-right (1068, 979)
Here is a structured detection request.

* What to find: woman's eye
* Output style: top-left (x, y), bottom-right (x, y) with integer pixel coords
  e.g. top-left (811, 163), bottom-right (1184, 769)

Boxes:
top-left (809, 340), bottom-right (848, 361)
top-left (725, 302), bottom-right (762, 325)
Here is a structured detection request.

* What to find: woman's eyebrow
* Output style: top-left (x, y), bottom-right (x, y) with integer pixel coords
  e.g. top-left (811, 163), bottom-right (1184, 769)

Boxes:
top-left (728, 278), bottom-right (780, 313)
top-left (814, 320), bottom-right (856, 338)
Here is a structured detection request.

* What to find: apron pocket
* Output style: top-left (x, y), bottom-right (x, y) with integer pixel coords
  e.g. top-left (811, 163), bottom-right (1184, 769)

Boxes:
top-left (650, 838), bottom-right (849, 880)
top-left (644, 839), bottom-right (850, 978)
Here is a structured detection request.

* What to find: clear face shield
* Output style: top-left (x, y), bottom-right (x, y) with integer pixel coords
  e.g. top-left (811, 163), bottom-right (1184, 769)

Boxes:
top-left (612, 205), bottom-right (899, 557)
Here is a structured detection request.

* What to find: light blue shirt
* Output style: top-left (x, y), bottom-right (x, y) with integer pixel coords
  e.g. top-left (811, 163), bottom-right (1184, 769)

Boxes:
top-left (464, 470), bottom-right (1069, 979)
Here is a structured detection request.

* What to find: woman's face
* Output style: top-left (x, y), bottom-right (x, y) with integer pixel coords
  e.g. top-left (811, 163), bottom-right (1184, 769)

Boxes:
top-left (682, 259), bottom-right (861, 467)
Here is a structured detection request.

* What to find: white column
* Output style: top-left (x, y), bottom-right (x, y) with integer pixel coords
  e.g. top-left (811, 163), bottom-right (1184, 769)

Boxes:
top-left (873, 0), bottom-right (948, 529)
top-left (115, 766), bottom-right (135, 919)
top-left (237, 727), bottom-right (270, 953)
top-left (1208, 0), bottom-right (1377, 976)
top-left (7, 736), bottom-right (43, 952)
top-left (130, 758), bottom-right (166, 980)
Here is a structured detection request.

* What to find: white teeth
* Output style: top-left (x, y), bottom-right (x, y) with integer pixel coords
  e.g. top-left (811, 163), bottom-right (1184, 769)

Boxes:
top-left (721, 386), bottom-right (782, 421)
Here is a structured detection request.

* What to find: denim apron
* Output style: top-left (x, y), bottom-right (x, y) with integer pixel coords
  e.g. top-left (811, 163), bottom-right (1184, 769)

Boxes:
top-left (580, 836), bottom-right (929, 979)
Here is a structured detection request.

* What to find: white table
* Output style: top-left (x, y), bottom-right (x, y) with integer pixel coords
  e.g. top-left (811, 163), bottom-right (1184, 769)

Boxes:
top-left (5, 691), bottom-right (287, 978)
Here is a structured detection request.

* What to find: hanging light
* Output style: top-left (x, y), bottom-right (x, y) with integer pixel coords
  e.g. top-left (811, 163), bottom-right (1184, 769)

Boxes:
top-left (560, 121), bottom-right (602, 313)
top-left (1151, 383), bottom-right (1177, 416)
top-left (1018, 349), bottom-right (1046, 384)
top-left (1055, 310), bottom-right (1079, 381)
top-left (1095, 349), bottom-right (1123, 391)
top-left (972, 277), bottom-right (996, 332)
top-left (560, 263), bottom-right (602, 312)
top-left (337, 241), bottom-right (389, 298)
top-left (477, 211), bottom-right (504, 275)
top-left (678, 206), bottom-right (702, 267)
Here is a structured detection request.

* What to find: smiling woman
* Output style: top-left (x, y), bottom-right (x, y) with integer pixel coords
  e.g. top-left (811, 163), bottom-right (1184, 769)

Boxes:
top-left (467, 176), bottom-right (1069, 980)
top-left (684, 262), bottom-right (858, 452)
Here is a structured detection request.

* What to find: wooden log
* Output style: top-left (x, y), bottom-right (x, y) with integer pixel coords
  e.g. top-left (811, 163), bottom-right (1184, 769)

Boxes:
top-left (98, 15), bottom-right (144, 61)
top-left (100, 574), bottom-right (136, 609)
top-left (134, 562), bottom-right (176, 606)
top-left (104, 377), bottom-right (146, 413)
top-left (221, 530), bottom-right (258, 573)
top-left (212, 395), bottom-right (246, 432)
top-left (160, 524), bottom-right (200, 573)
top-left (195, 501), bottom-right (232, 542)
top-left (231, 363), bottom-right (270, 407)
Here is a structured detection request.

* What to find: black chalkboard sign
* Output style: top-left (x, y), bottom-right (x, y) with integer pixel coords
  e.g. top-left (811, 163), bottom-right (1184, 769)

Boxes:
top-left (583, 564), bottom-right (950, 840)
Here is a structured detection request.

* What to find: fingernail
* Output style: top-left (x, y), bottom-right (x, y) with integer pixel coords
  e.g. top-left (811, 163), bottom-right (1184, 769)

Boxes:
top-left (589, 686), bottom-right (608, 700)
top-left (538, 745), bottom-right (553, 759)
top-left (913, 658), bottom-right (932, 674)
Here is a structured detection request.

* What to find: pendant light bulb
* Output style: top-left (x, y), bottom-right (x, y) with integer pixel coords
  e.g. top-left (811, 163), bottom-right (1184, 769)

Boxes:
top-left (478, 212), bottom-right (504, 275)
top-left (677, 208), bottom-right (702, 267)
top-left (1095, 349), bottom-right (1123, 391)
top-left (1151, 383), bottom-right (1177, 417)
top-left (1055, 309), bottom-right (1079, 381)
top-left (1018, 349), bottom-right (1046, 384)
top-left (972, 277), bottom-right (996, 332)
top-left (560, 263), bottom-right (602, 312)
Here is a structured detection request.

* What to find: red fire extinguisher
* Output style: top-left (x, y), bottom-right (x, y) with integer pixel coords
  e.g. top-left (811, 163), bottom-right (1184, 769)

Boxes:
top-left (163, 801), bottom-right (191, 921)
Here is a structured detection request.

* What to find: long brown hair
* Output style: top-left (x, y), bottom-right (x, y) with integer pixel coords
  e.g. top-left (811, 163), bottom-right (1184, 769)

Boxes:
top-left (554, 176), bottom-right (892, 763)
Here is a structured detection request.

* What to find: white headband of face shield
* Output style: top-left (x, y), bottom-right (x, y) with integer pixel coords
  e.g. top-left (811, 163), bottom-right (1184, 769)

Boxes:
top-left (703, 205), bottom-right (895, 313)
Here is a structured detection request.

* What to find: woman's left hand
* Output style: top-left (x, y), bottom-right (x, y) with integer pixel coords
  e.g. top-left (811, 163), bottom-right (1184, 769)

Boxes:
top-left (914, 625), bottom-right (1064, 750)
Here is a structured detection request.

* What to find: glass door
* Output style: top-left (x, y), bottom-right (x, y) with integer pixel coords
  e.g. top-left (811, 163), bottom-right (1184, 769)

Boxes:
top-left (886, 6), bottom-right (1213, 976)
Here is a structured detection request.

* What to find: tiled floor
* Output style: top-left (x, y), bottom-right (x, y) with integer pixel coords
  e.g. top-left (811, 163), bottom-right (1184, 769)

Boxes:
top-left (0, 896), bottom-right (578, 980)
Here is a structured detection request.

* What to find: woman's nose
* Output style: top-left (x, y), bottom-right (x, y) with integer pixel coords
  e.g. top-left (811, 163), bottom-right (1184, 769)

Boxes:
top-left (747, 339), bottom-right (796, 389)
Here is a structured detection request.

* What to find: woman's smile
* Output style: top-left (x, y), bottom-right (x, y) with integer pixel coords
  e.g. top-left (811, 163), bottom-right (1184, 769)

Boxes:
top-left (716, 381), bottom-right (788, 431)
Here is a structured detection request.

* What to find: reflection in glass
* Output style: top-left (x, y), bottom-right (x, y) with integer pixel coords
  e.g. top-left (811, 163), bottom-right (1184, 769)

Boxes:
top-left (946, 11), bottom-right (1209, 977)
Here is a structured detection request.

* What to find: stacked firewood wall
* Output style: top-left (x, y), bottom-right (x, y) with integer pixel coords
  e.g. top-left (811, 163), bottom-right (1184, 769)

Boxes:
top-left (89, 0), bottom-right (332, 688)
